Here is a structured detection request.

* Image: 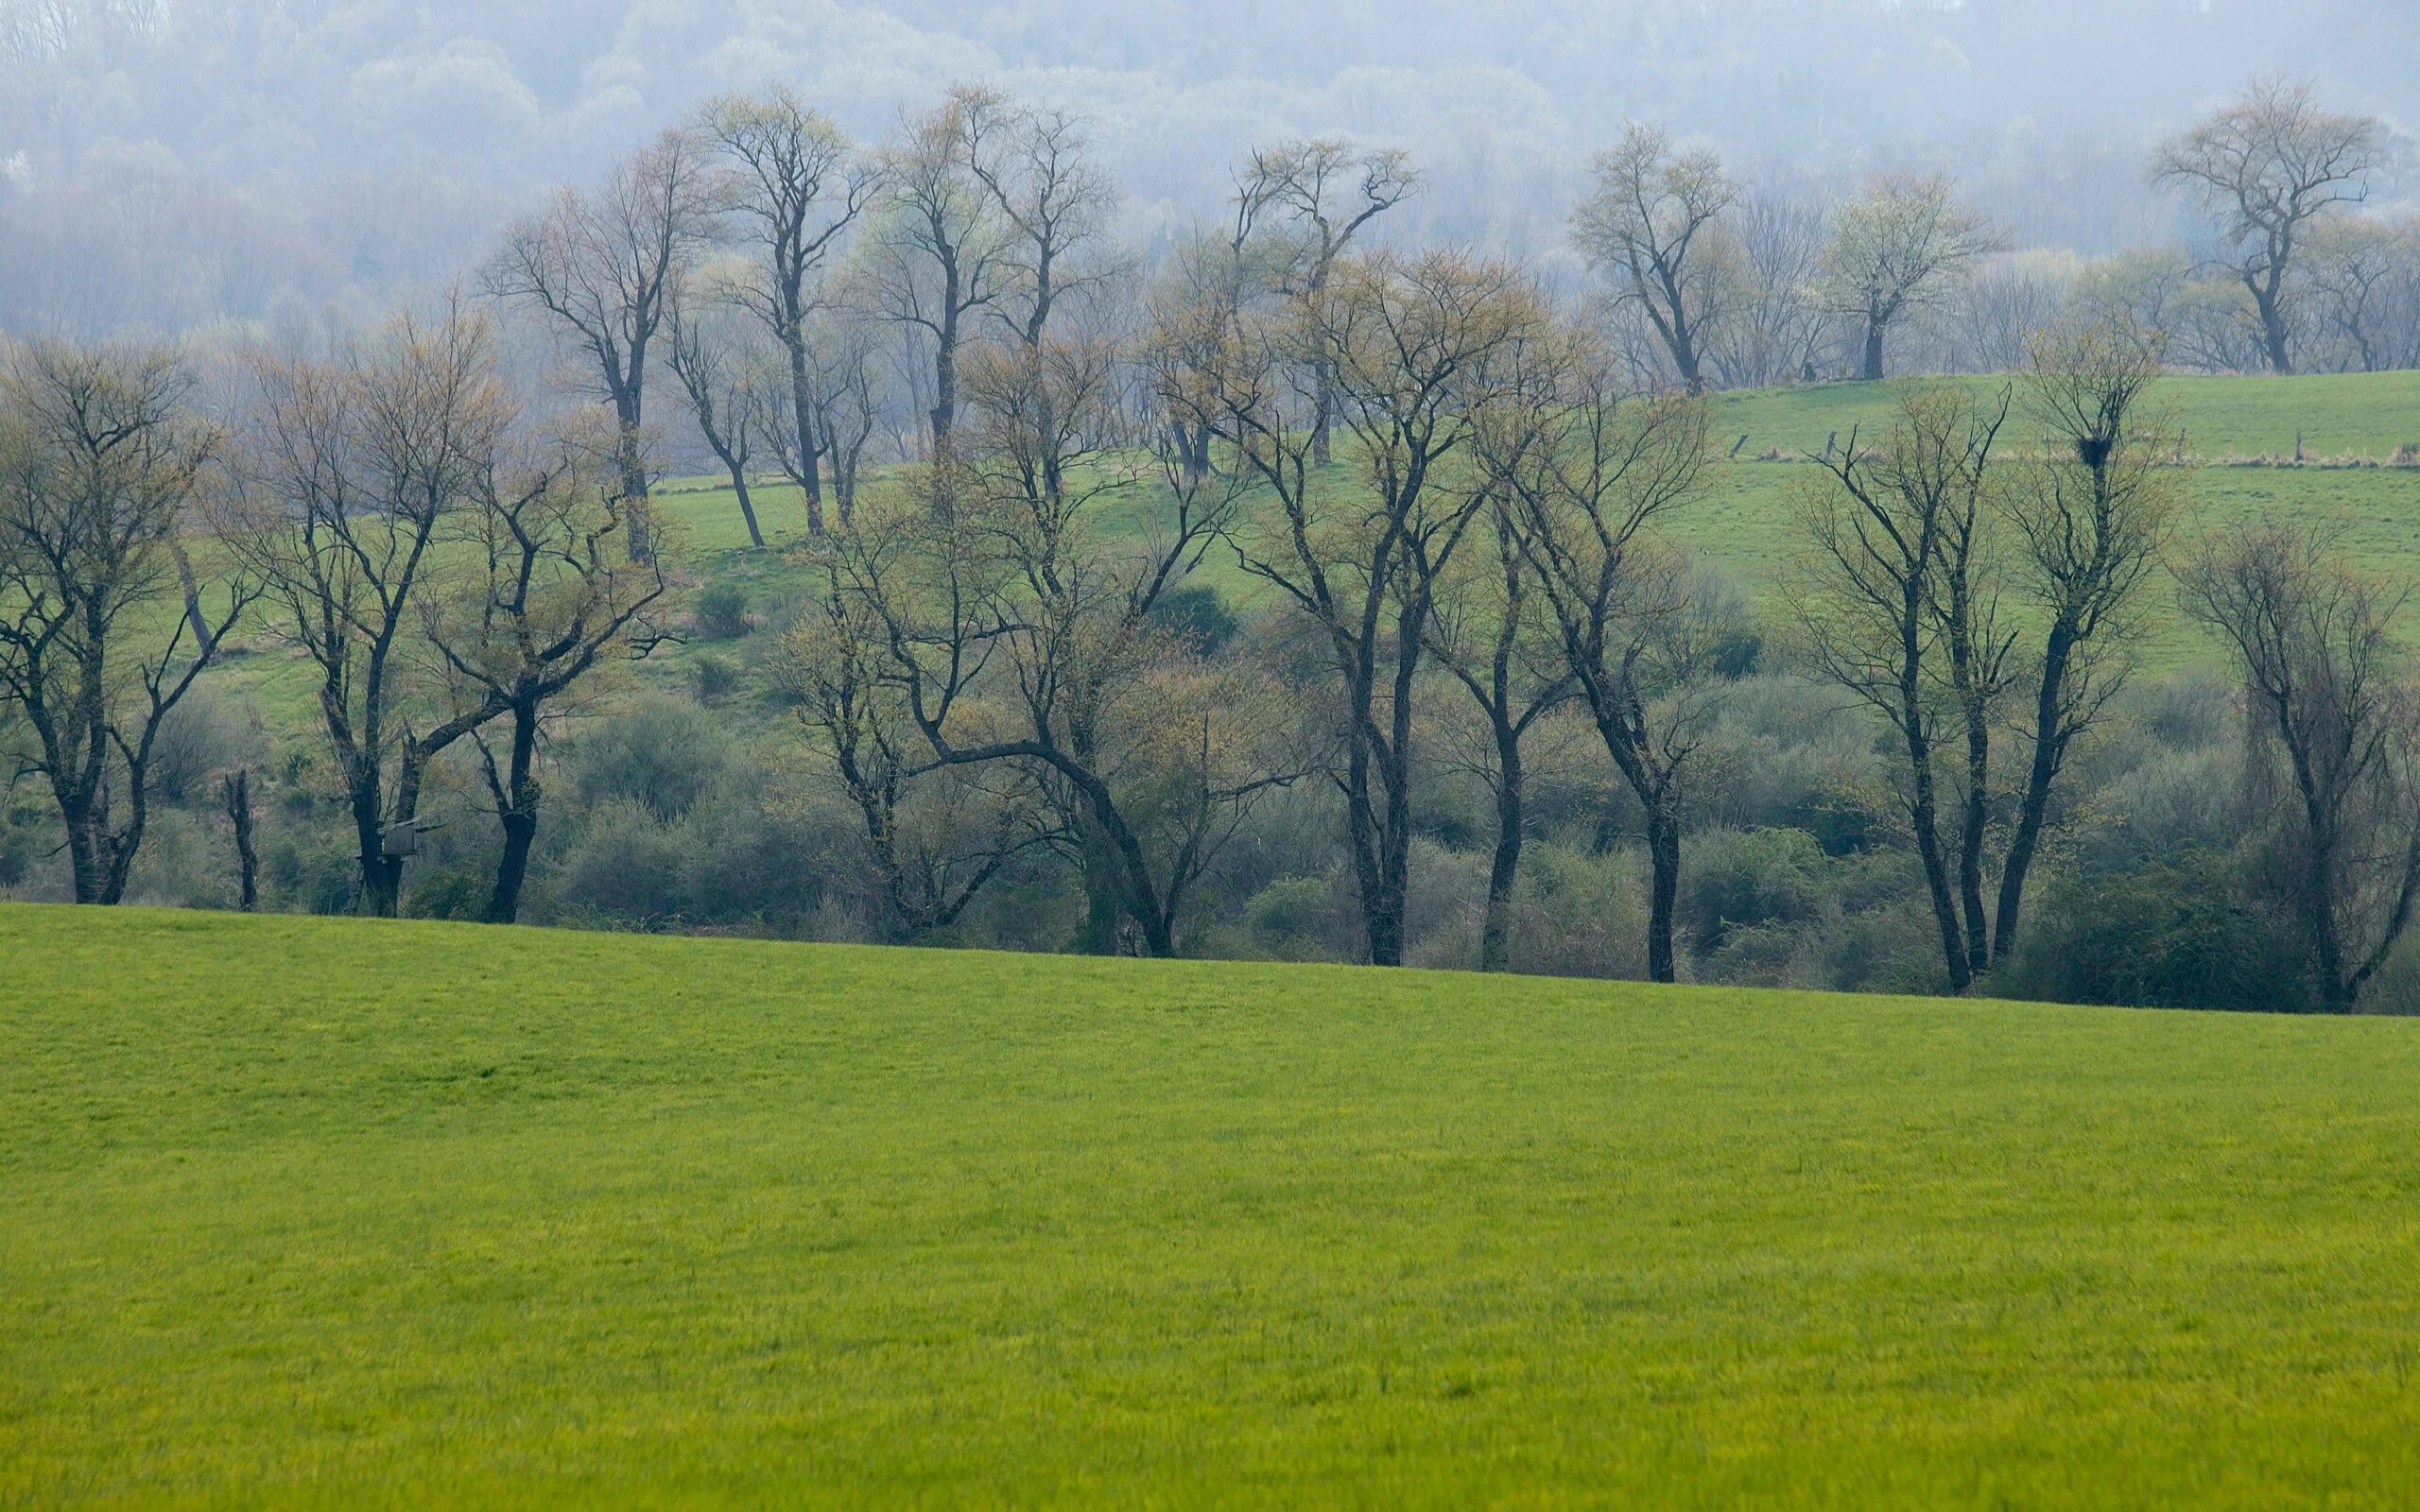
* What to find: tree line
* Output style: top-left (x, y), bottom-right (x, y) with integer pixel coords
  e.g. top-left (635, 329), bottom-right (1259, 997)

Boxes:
top-left (3, 76), bottom-right (2418, 1011)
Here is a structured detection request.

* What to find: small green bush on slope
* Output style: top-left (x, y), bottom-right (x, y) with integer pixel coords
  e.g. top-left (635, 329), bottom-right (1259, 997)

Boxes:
top-left (4, 906), bottom-right (2418, 1508)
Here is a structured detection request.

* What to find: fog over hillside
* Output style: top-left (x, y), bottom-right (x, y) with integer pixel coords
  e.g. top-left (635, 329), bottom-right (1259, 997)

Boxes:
top-left (1, 0), bottom-right (2413, 335)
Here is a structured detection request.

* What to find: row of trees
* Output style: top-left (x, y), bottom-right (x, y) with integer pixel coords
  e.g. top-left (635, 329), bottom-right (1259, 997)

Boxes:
top-left (7, 75), bottom-right (2418, 1010)
top-left (7, 299), bottom-right (2414, 1008)
top-left (1578, 77), bottom-right (2401, 389)
top-left (475, 73), bottom-right (2403, 547)
top-left (0, 311), bottom-right (664, 921)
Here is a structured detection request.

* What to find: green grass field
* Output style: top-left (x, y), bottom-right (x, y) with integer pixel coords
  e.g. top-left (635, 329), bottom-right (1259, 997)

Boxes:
top-left (640, 372), bottom-right (2420, 675)
top-left (163, 371), bottom-right (2420, 729)
top-left (6, 905), bottom-right (2418, 1507)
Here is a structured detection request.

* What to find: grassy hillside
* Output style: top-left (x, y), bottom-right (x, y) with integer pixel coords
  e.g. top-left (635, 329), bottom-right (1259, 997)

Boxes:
top-left (1709, 369), bottom-right (2420, 461)
top-left (5, 906), bottom-right (2418, 1507)
top-left (642, 371), bottom-right (2420, 675)
top-left (162, 370), bottom-right (2420, 731)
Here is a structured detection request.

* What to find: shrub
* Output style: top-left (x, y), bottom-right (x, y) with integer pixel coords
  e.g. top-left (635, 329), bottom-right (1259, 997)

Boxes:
top-left (1995, 854), bottom-right (2314, 1012)
top-left (1503, 843), bottom-right (1651, 981)
top-left (147, 688), bottom-right (261, 806)
top-left (1145, 582), bottom-right (1239, 654)
top-left (1245, 876), bottom-right (1343, 961)
top-left (570, 696), bottom-right (735, 821)
top-left (1682, 827), bottom-right (1827, 954)
top-left (692, 583), bottom-right (751, 641)
top-left (692, 653), bottom-right (743, 703)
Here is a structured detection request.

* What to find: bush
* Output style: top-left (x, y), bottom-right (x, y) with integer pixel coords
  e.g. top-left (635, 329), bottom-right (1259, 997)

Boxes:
top-left (570, 696), bottom-right (735, 821)
top-left (1503, 843), bottom-right (1651, 981)
top-left (1682, 827), bottom-right (1827, 954)
top-left (691, 653), bottom-right (743, 703)
top-left (692, 583), bottom-right (751, 641)
top-left (1145, 582), bottom-right (1238, 654)
top-left (147, 688), bottom-right (261, 806)
top-left (1245, 876), bottom-right (1335, 958)
top-left (1995, 854), bottom-right (2314, 1012)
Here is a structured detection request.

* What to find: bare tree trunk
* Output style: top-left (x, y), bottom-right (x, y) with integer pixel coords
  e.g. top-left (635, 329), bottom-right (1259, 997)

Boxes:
top-left (1861, 320), bottom-right (1887, 382)
top-left (1992, 625), bottom-right (2074, 960)
top-left (726, 464), bottom-right (766, 550)
top-left (174, 542), bottom-right (214, 655)
top-left (221, 769), bottom-right (258, 911)
top-left (1904, 728), bottom-right (1970, 993)
top-left (485, 704), bottom-right (542, 925)
top-left (2250, 273), bottom-right (2294, 376)
top-left (1480, 732), bottom-right (1524, 972)
top-left (61, 799), bottom-right (105, 904)
top-left (786, 335), bottom-right (825, 533)
top-left (1645, 805), bottom-right (1682, 984)
top-left (1957, 696), bottom-right (1992, 977)
top-left (349, 752), bottom-right (408, 918)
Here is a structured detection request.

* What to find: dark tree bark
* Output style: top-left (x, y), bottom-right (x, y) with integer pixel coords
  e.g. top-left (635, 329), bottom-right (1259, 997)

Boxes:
top-left (220, 768), bottom-right (259, 911)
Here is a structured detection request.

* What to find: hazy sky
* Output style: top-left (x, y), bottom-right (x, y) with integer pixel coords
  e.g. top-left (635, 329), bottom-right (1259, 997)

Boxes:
top-left (3, 0), bottom-right (2412, 331)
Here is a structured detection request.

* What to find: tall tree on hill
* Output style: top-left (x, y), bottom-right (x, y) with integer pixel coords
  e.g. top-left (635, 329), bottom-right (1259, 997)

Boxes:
top-left (699, 88), bottom-right (879, 536)
top-left (232, 303), bottom-right (511, 918)
top-left (2152, 77), bottom-right (2384, 377)
top-left (1161, 250), bottom-right (1541, 966)
top-left (954, 86), bottom-right (1120, 353)
top-left (808, 331), bottom-right (1291, 957)
top-left (1233, 138), bottom-right (1422, 465)
top-left (1789, 383), bottom-right (2013, 990)
top-left (426, 422), bottom-right (668, 924)
top-left (1426, 480), bottom-right (1576, 973)
top-left (866, 89), bottom-right (1009, 516)
top-left (2180, 523), bottom-right (2420, 1012)
top-left (1486, 354), bottom-right (1718, 984)
top-left (1570, 123), bottom-right (1737, 394)
top-left (1714, 186), bottom-right (1831, 388)
top-left (482, 128), bottom-right (717, 558)
top-left (1992, 317), bottom-right (2180, 955)
top-left (0, 337), bottom-right (254, 903)
top-left (1820, 172), bottom-right (2002, 381)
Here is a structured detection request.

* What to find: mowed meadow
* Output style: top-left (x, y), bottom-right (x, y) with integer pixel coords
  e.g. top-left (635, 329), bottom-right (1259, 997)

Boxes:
top-left (4, 905), bottom-right (2418, 1507)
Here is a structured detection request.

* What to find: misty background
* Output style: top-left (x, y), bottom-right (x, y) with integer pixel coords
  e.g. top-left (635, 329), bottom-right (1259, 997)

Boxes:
top-left (4, 0), bottom-right (2415, 339)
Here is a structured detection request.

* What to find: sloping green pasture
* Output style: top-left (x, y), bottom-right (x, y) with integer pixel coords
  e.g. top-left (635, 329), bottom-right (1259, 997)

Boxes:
top-left (4, 906), bottom-right (2416, 1506)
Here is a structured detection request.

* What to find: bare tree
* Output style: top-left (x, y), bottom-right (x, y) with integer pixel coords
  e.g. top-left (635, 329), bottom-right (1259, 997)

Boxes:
top-left (2296, 215), bottom-right (2415, 374)
top-left (1821, 171), bottom-right (2003, 381)
top-left (1427, 485), bottom-right (1574, 971)
top-left (954, 85), bottom-right (1121, 352)
top-left (699, 87), bottom-right (878, 534)
top-left (427, 424), bottom-right (668, 924)
top-left (1570, 123), bottom-right (1737, 393)
top-left (0, 337), bottom-right (253, 903)
top-left (1789, 383), bottom-right (2012, 990)
top-left (1994, 317), bottom-right (2181, 954)
top-left (1234, 138), bottom-right (1422, 464)
top-left (1713, 184), bottom-right (1831, 387)
top-left (218, 766), bottom-right (257, 910)
top-left (481, 128), bottom-right (717, 556)
top-left (780, 535), bottom-right (1057, 940)
top-left (2180, 524), bottom-right (2420, 1011)
top-left (1163, 250), bottom-right (1539, 966)
top-left (664, 287), bottom-right (772, 549)
top-left (866, 91), bottom-right (1007, 511)
top-left (2152, 77), bottom-right (2384, 376)
top-left (817, 329), bottom-right (1289, 957)
top-left (1490, 361), bottom-right (1717, 984)
top-left (231, 303), bottom-right (510, 917)
top-left (1955, 253), bottom-right (2072, 374)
